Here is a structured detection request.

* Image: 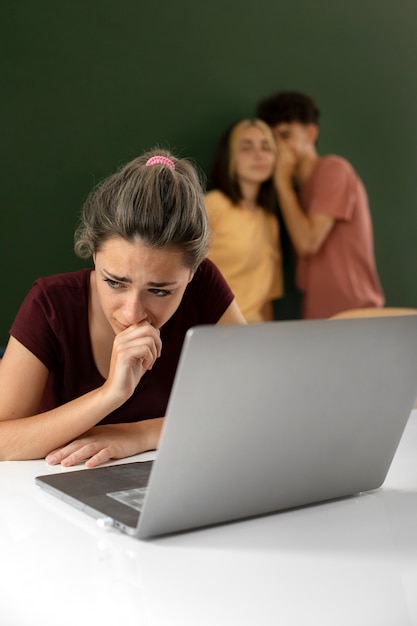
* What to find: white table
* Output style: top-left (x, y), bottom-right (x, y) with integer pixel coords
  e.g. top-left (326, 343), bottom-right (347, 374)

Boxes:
top-left (1, 412), bottom-right (417, 626)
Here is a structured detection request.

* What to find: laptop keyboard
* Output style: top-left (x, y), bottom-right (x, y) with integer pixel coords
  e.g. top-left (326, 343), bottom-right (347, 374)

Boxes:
top-left (107, 487), bottom-right (148, 512)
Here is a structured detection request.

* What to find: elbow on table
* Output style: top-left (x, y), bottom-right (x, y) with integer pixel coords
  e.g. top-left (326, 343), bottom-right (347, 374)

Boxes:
top-left (0, 425), bottom-right (46, 462)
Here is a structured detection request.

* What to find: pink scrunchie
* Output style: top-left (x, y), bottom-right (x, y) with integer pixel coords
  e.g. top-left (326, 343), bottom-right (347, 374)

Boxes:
top-left (145, 156), bottom-right (175, 169)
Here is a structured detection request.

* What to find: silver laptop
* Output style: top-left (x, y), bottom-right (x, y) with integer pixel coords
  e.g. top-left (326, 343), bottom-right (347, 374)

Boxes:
top-left (36, 316), bottom-right (417, 539)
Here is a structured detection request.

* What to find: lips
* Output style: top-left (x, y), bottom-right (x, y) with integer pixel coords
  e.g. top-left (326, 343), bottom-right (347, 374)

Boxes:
top-left (114, 319), bottom-right (130, 332)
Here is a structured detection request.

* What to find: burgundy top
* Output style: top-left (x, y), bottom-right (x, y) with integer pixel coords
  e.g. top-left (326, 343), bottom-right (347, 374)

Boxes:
top-left (10, 259), bottom-right (234, 424)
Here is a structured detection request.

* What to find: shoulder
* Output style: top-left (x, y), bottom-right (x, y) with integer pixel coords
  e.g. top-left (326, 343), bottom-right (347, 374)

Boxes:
top-left (34, 268), bottom-right (91, 289)
top-left (305, 156), bottom-right (357, 198)
top-left (192, 258), bottom-right (228, 285)
top-left (188, 258), bottom-right (233, 305)
top-left (205, 189), bottom-right (230, 203)
top-left (10, 269), bottom-right (91, 368)
top-left (205, 189), bottom-right (235, 214)
top-left (173, 259), bottom-right (234, 326)
top-left (30, 269), bottom-right (91, 310)
top-left (317, 155), bottom-right (356, 179)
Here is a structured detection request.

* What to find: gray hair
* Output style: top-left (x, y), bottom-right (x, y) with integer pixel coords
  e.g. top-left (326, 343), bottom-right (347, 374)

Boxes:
top-left (74, 148), bottom-right (210, 270)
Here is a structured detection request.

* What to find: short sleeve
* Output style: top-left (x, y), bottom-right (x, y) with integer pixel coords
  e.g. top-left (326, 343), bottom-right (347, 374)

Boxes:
top-left (307, 158), bottom-right (356, 222)
top-left (205, 190), bottom-right (230, 228)
top-left (189, 258), bottom-right (235, 323)
top-left (10, 281), bottom-right (61, 369)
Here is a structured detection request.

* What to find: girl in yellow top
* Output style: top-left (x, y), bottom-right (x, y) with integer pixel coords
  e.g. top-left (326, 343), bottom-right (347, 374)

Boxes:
top-left (205, 119), bottom-right (283, 322)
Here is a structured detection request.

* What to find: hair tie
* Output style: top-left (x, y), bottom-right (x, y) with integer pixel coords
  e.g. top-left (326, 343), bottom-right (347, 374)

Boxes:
top-left (145, 155), bottom-right (175, 169)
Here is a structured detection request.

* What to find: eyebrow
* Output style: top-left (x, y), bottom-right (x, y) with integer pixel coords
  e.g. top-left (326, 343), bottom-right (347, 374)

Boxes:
top-left (147, 281), bottom-right (178, 288)
top-left (240, 138), bottom-right (271, 147)
top-left (103, 270), bottom-right (178, 287)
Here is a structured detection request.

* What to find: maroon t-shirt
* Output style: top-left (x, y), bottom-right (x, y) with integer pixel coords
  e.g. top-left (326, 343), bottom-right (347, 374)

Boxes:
top-left (10, 259), bottom-right (234, 424)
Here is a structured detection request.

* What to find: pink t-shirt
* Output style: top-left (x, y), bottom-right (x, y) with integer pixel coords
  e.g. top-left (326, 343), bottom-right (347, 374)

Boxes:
top-left (297, 156), bottom-right (384, 319)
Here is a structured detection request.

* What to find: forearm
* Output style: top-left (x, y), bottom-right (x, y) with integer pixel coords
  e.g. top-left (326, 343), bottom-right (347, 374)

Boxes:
top-left (0, 385), bottom-right (121, 461)
top-left (275, 180), bottom-right (317, 256)
top-left (130, 417), bottom-right (164, 454)
top-left (45, 417), bottom-right (165, 468)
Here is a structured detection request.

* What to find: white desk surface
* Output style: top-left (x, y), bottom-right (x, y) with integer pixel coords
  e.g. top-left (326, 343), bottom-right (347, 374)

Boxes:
top-left (1, 412), bottom-right (417, 626)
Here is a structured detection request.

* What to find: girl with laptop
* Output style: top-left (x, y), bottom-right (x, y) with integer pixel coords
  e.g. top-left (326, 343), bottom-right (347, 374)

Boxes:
top-left (0, 150), bottom-right (245, 468)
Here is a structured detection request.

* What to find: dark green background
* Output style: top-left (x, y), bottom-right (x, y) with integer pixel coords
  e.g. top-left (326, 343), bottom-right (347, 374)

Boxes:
top-left (1, 0), bottom-right (417, 345)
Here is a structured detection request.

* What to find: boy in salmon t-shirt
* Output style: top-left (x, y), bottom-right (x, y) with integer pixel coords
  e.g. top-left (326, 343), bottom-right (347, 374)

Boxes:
top-left (257, 90), bottom-right (384, 319)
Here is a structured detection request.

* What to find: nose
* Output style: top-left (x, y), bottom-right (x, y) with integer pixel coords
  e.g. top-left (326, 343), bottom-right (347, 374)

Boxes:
top-left (122, 294), bottom-right (147, 326)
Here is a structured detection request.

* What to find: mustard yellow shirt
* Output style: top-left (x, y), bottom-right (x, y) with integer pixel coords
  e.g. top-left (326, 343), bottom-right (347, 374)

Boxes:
top-left (205, 190), bottom-right (283, 323)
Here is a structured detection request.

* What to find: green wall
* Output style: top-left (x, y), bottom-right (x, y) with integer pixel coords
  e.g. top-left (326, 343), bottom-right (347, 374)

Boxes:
top-left (1, 0), bottom-right (417, 344)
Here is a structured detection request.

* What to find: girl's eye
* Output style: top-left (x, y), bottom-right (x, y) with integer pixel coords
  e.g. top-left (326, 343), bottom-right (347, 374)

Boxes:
top-left (149, 289), bottom-right (172, 297)
top-left (104, 278), bottom-right (123, 289)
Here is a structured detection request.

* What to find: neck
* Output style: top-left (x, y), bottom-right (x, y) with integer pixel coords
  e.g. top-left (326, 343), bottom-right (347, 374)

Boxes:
top-left (238, 180), bottom-right (260, 210)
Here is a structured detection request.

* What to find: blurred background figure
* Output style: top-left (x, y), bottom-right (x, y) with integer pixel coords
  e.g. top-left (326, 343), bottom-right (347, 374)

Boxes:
top-left (205, 119), bottom-right (283, 322)
top-left (257, 91), bottom-right (384, 319)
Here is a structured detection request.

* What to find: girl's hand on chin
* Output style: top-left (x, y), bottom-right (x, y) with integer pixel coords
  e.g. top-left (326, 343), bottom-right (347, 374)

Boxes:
top-left (106, 323), bottom-right (162, 403)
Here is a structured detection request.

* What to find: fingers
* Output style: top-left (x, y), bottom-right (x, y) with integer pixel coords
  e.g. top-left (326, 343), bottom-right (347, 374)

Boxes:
top-left (85, 449), bottom-right (112, 468)
top-left (130, 323), bottom-right (162, 368)
top-left (106, 322), bottom-right (163, 402)
top-left (46, 439), bottom-right (111, 468)
top-left (114, 322), bottom-right (162, 371)
top-left (274, 145), bottom-right (296, 185)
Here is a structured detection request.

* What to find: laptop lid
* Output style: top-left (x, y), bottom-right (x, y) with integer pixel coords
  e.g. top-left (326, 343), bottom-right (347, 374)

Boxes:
top-left (36, 316), bottom-right (417, 539)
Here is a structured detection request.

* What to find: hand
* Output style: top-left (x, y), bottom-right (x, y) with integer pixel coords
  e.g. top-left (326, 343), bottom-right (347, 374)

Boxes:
top-left (45, 420), bottom-right (163, 468)
top-left (105, 321), bottom-right (162, 406)
top-left (274, 140), bottom-right (297, 187)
